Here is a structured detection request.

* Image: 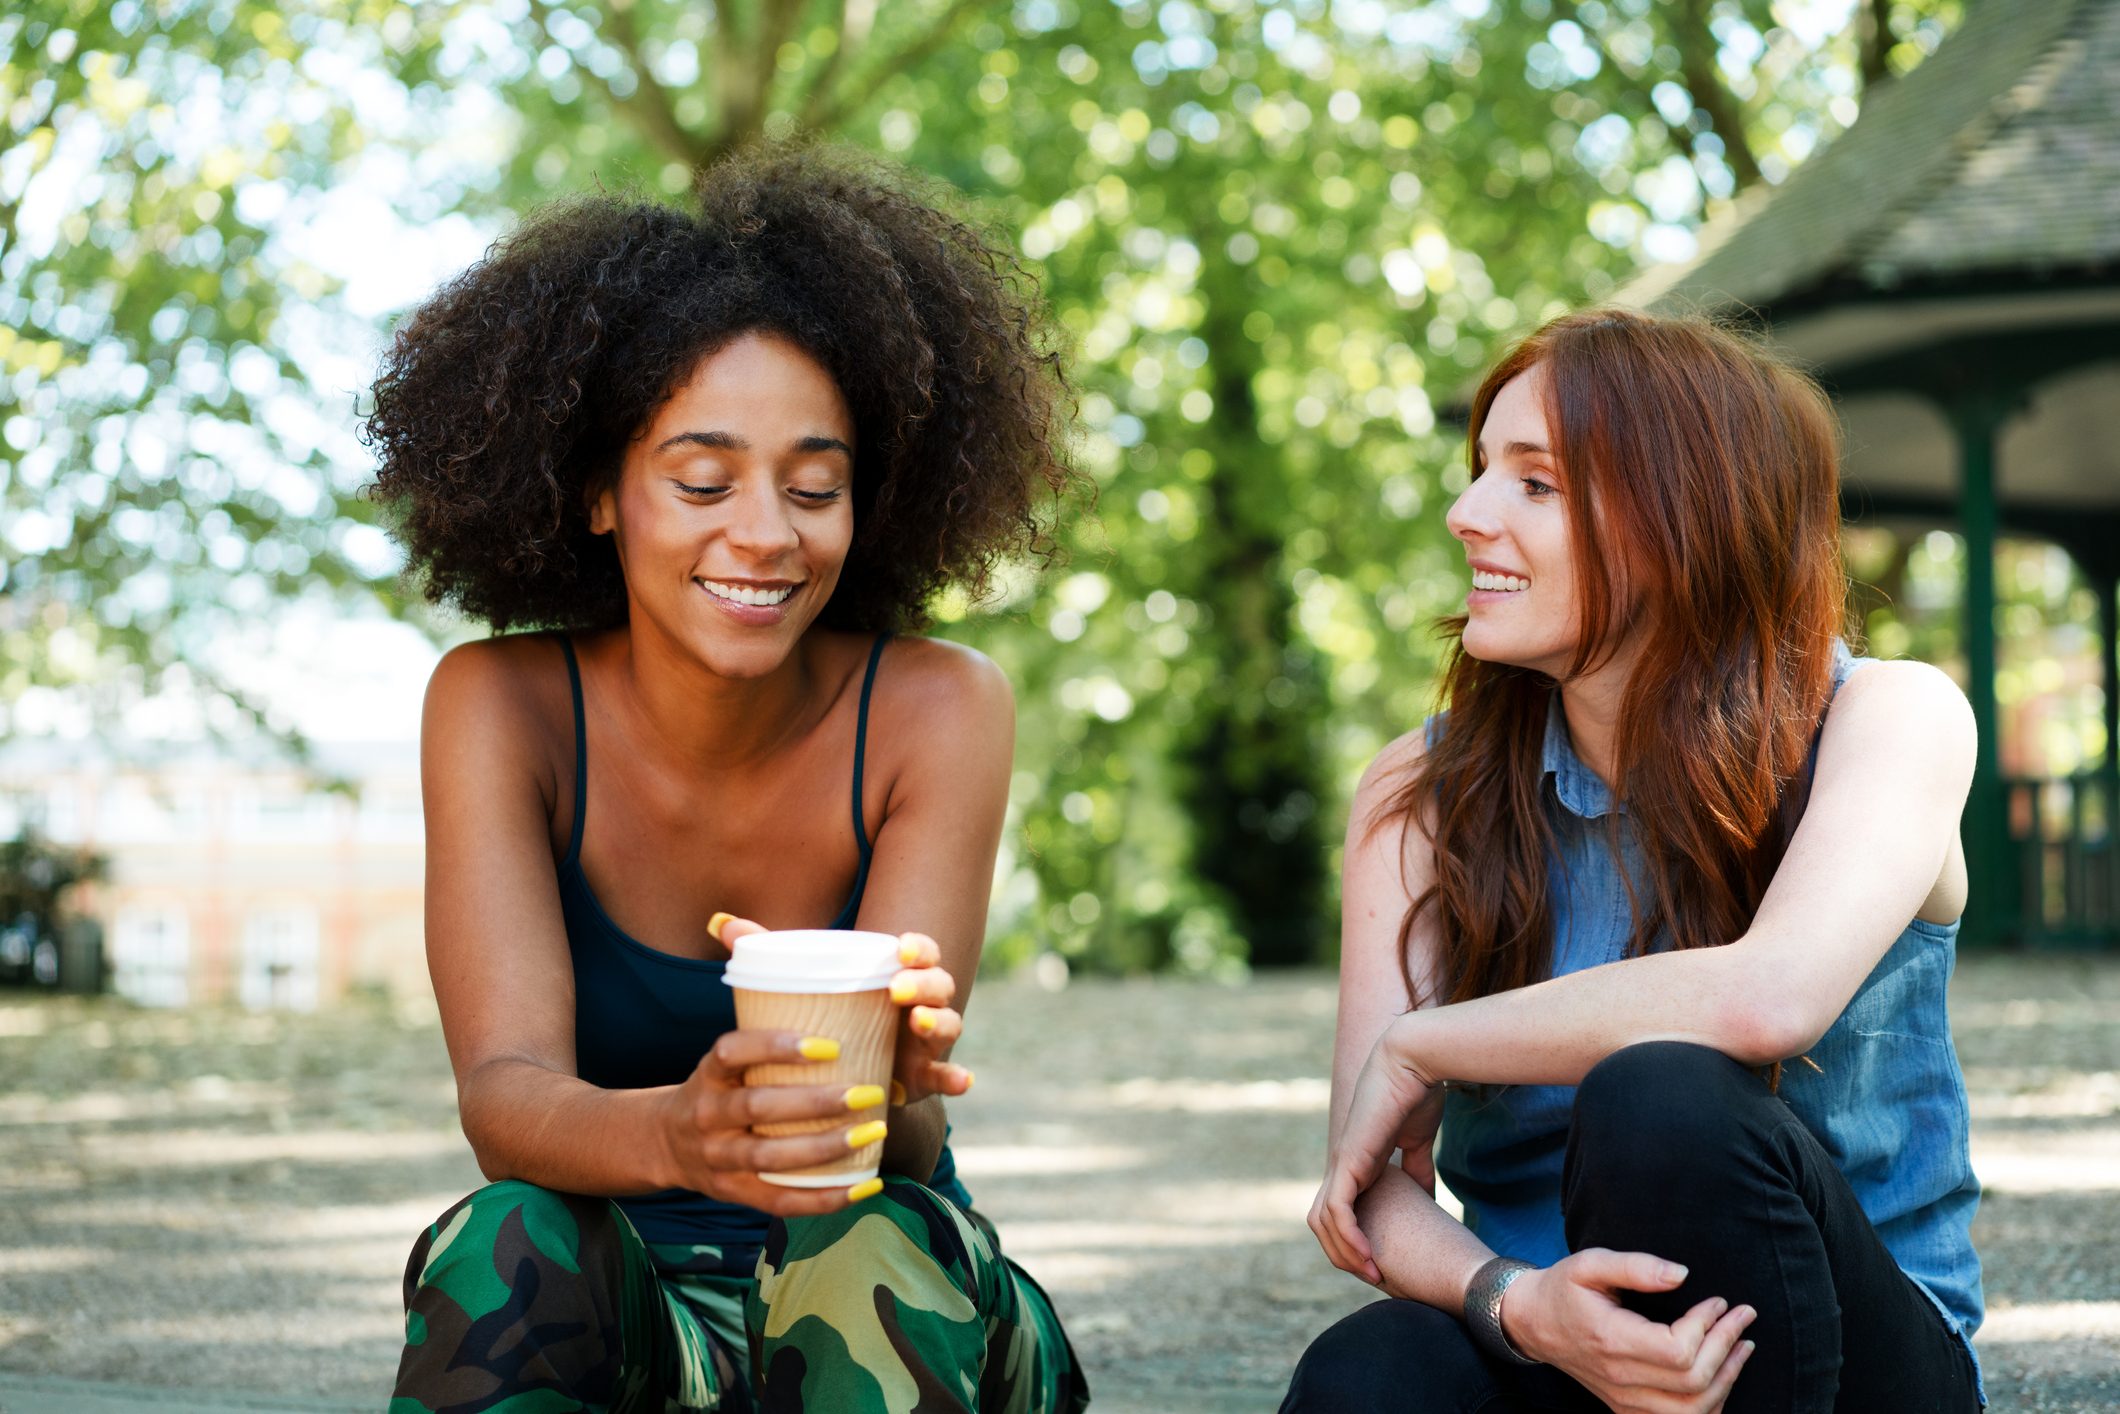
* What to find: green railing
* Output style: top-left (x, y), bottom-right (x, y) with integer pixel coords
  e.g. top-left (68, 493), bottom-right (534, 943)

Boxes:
top-left (2002, 772), bottom-right (2120, 946)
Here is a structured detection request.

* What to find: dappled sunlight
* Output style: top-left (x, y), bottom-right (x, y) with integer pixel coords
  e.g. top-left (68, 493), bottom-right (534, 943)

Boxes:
top-left (99, 1310), bottom-right (404, 1348)
top-left (0, 1246), bottom-right (102, 1275)
top-left (1979, 1300), bottom-right (2120, 1342)
top-left (999, 1219), bottom-right (1292, 1255)
top-left (258, 1195), bottom-right (471, 1241)
top-left (1, 969), bottom-right (2113, 1405)
top-left (1088, 1076), bottom-right (1330, 1114)
top-left (0, 1007), bottom-right (48, 1038)
top-left (1183, 1027), bottom-right (1320, 1060)
top-left (193, 1240), bottom-right (420, 1286)
top-left (1971, 1134), bottom-right (2120, 1194)
top-left (72, 1128), bottom-right (470, 1169)
top-left (1132, 1179), bottom-right (1318, 1224)
top-left (997, 1251), bottom-right (1141, 1295)
top-left (0, 1078), bottom-right (295, 1126)
top-left (1952, 997), bottom-right (2120, 1030)
top-left (950, 1142), bottom-right (1150, 1178)
top-left (1965, 1068), bottom-right (2120, 1121)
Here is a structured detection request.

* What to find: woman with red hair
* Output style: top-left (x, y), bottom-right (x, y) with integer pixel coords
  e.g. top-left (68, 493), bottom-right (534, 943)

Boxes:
top-left (1284, 309), bottom-right (1983, 1412)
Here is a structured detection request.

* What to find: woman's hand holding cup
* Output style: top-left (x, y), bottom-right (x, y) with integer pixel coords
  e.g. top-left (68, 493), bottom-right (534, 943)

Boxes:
top-left (704, 914), bottom-right (964, 1196)
top-left (886, 931), bottom-right (973, 1105)
top-left (657, 1025), bottom-right (889, 1215)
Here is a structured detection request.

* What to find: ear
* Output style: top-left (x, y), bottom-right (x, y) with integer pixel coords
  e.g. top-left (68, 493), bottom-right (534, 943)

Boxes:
top-left (586, 479), bottom-right (616, 536)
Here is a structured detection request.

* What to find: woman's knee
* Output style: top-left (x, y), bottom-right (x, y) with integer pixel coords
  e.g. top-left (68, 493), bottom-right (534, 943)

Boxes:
top-left (1282, 1300), bottom-right (1488, 1413)
top-left (1571, 1041), bottom-right (1758, 1160)
top-left (404, 1180), bottom-right (619, 1312)
top-left (759, 1177), bottom-right (982, 1305)
top-left (752, 1180), bottom-right (1001, 1407)
top-left (396, 1182), bottom-right (633, 1407)
top-left (1563, 1041), bottom-right (1777, 1242)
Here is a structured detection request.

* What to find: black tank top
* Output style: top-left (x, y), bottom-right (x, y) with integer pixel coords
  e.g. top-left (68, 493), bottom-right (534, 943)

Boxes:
top-left (552, 633), bottom-right (970, 1272)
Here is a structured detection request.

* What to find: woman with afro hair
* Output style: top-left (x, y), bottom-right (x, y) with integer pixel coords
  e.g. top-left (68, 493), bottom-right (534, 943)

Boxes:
top-left (368, 145), bottom-right (1088, 1413)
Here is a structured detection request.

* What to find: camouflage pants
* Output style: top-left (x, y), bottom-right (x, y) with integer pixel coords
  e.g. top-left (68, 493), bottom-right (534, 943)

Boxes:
top-left (390, 1177), bottom-right (1088, 1414)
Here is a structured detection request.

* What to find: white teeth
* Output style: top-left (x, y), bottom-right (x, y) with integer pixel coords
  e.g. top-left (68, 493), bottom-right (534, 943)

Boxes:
top-left (699, 580), bottom-right (795, 607)
top-left (1472, 571), bottom-right (1529, 592)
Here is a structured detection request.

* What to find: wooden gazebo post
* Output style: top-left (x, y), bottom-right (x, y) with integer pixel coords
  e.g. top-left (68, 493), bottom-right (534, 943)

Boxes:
top-left (1950, 389), bottom-right (2008, 946)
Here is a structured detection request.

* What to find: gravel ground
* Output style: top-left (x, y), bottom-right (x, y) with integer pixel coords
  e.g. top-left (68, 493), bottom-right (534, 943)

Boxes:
top-left (1, 953), bottom-right (2115, 1411)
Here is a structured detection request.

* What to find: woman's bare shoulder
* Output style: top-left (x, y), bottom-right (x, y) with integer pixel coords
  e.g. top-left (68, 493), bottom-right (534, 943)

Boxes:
top-left (876, 633), bottom-right (1010, 700)
top-left (421, 633), bottom-right (574, 794)
top-left (849, 634), bottom-right (1014, 812)
top-left (425, 632), bottom-right (556, 716)
top-left (1337, 726), bottom-right (1439, 919)
top-left (1352, 725), bottom-right (1433, 829)
top-left (1363, 724), bottom-right (1432, 784)
top-left (1823, 658), bottom-right (1975, 776)
top-left (860, 633), bottom-right (1013, 738)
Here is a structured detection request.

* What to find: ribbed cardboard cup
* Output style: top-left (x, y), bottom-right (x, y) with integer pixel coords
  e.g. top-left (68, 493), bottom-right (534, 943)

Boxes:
top-left (724, 930), bottom-right (901, 1188)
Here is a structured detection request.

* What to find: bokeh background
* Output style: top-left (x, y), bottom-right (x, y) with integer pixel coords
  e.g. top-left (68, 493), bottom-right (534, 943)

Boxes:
top-left (1, 0), bottom-right (2113, 1000)
top-left (6, 5), bottom-right (2120, 1410)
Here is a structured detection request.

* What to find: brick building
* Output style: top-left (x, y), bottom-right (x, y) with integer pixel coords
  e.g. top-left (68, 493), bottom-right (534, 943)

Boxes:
top-left (0, 737), bottom-right (427, 1008)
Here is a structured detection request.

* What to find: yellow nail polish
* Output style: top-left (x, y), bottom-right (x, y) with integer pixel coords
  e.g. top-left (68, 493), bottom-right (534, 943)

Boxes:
top-left (961, 1069), bottom-right (975, 1092)
top-left (843, 1085), bottom-right (887, 1111)
top-left (890, 978), bottom-right (917, 1005)
top-left (913, 1009), bottom-right (938, 1036)
top-left (846, 1120), bottom-right (889, 1149)
top-left (898, 939), bottom-right (923, 966)
top-left (889, 1081), bottom-right (908, 1106)
top-left (707, 911), bottom-right (734, 941)
top-left (798, 1037), bottom-right (841, 1061)
top-left (846, 1177), bottom-right (884, 1202)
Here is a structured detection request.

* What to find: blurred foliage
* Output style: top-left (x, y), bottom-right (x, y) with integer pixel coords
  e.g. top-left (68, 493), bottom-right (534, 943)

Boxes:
top-left (6, 0), bottom-right (1985, 972)
top-left (0, 824), bottom-right (106, 943)
top-left (1848, 527), bottom-right (2115, 781)
top-left (0, 0), bottom-right (467, 749)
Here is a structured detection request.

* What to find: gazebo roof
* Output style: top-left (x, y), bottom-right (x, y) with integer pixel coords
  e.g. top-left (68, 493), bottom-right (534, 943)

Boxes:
top-left (1617, 0), bottom-right (2120, 527)
top-left (1626, 0), bottom-right (2120, 316)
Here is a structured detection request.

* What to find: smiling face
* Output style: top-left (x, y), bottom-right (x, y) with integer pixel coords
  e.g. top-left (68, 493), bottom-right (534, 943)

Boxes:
top-left (1445, 362), bottom-right (1595, 680)
top-left (588, 331), bottom-right (856, 679)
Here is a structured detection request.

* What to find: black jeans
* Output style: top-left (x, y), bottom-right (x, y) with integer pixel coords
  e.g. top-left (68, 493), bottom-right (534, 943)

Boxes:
top-left (1282, 1041), bottom-right (1981, 1413)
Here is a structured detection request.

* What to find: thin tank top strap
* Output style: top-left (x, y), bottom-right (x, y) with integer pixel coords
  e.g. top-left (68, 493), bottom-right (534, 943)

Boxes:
top-left (830, 634), bottom-right (890, 927)
top-left (850, 633), bottom-right (891, 858)
top-left (558, 635), bottom-right (588, 869)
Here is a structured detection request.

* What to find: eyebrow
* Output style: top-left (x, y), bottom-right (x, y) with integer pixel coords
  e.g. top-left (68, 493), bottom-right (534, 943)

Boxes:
top-left (1474, 438), bottom-right (1555, 466)
top-left (654, 430), bottom-right (854, 458)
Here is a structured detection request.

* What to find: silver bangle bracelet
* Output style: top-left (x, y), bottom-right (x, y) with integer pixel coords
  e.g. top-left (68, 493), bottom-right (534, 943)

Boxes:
top-left (1463, 1256), bottom-right (1540, 1366)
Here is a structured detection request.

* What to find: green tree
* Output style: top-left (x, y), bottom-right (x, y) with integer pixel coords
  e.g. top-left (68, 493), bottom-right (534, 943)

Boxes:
top-left (0, 0), bottom-right (470, 747)
top-left (9, 0), bottom-right (1967, 970)
top-left (0, 825), bottom-right (106, 955)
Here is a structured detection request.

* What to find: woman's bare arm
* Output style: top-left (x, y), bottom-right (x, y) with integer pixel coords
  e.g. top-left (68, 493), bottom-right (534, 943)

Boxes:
top-left (847, 638), bottom-right (1017, 1179)
top-left (422, 639), bottom-right (678, 1192)
top-left (1318, 735), bottom-right (1498, 1305)
top-left (1382, 660), bottom-right (1976, 1088)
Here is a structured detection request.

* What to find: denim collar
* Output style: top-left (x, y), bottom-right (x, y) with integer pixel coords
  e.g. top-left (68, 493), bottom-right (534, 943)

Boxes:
top-left (1541, 692), bottom-right (1622, 820)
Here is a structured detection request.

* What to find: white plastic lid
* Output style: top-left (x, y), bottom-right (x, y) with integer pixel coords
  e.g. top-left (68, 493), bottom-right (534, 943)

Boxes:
top-left (721, 930), bottom-right (903, 994)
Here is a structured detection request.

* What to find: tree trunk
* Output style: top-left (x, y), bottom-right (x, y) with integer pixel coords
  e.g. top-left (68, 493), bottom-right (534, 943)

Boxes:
top-left (1174, 264), bottom-right (1332, 967)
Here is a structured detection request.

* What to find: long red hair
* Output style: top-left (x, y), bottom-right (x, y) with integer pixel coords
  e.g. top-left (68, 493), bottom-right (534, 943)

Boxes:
top-left (1384, 308), bottom-right (1848, 1008)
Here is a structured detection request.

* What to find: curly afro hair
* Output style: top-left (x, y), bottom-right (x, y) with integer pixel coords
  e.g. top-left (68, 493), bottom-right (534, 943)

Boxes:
top-left (362, 143), bottom-right (1075, 634)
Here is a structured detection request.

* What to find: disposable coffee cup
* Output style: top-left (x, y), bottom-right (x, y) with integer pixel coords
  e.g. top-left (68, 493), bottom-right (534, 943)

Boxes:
top-left (723, 929), bottom-right (901, 1188)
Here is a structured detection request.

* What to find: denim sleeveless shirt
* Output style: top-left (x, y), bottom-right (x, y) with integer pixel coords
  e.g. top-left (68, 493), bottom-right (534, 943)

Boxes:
top-left (1431, 646), bottom-right (1985, 1382)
